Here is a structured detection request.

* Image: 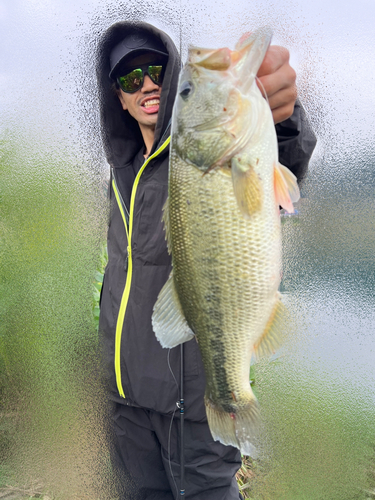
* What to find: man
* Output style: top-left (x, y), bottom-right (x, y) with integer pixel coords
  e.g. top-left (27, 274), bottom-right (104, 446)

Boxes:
top-left (97, 21), bottom-right (316, 500)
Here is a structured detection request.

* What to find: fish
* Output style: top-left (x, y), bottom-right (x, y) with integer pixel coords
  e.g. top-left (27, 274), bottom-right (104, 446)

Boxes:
top-left (152, 28), bottom-right (300, 455)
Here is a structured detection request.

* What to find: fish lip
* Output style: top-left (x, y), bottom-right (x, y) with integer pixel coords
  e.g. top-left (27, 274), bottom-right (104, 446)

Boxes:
top-left (140, 95), bottom-right (161, 107)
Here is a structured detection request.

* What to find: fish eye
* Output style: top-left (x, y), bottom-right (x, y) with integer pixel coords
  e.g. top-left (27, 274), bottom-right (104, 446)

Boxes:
top-left (179, 81), bottom-right (194, 100)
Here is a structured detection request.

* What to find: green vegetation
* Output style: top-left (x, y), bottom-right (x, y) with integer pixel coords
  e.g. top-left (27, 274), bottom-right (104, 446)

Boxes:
top-left (234, 353), bottom-right (375, 499)
top-left (0, 131), bottom-right (114, 498)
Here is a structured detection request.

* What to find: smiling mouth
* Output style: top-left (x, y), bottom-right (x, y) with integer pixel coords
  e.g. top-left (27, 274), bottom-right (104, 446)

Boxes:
top-left (142, 98), bottom-right (160, 108)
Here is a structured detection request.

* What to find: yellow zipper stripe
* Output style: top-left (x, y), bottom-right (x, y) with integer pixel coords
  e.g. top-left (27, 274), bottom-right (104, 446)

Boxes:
top-left (113, 136), bottom-right (171, 398)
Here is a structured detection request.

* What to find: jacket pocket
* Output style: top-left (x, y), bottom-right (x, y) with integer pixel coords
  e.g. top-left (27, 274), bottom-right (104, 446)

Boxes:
top-left (135, 182), bottom-right (170, 266)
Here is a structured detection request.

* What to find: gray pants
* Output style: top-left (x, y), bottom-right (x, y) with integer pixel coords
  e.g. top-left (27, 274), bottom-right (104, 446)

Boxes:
top-left (110, 403), bottom-right (243, 500)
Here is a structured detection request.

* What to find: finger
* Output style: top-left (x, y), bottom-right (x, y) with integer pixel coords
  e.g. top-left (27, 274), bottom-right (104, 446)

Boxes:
top-left (271, 101), bottom-right (296, 124)
top-left (266, 84), bottom-right (297, 112)
top-left (257, 46), bottom-right (290, 78)
top-left (257, 64), bottom-right (296, 100)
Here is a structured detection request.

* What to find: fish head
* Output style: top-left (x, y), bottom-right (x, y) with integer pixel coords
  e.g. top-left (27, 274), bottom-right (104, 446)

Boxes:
top-left (171, 28), bottom-right (273, 173)
top-left (172, 54), bottom-right (239, 171)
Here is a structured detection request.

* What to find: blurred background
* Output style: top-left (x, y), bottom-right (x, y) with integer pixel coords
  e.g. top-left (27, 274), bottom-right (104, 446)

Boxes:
top-left (0, 0), bottom-right (374, 498)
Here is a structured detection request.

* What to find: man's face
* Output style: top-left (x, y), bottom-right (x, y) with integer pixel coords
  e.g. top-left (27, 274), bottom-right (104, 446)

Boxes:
top-left (116, 52), bottom-right (166, 132)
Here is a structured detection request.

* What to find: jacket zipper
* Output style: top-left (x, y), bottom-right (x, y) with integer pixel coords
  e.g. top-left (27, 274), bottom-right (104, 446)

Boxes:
top-left (111, 136), bottom-right (171, 398)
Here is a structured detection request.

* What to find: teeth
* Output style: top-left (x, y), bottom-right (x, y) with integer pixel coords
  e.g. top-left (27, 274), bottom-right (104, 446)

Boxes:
top-left (143, 99), bottom-right (159, 107)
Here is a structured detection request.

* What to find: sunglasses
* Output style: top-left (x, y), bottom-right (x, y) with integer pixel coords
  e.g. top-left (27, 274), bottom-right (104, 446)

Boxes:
top-left (117, 64), bottom-right (165, 93)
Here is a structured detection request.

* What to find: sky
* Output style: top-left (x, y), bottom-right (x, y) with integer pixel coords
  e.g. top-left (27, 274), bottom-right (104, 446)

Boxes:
top-left (1, 0), bottom-right (374, 151)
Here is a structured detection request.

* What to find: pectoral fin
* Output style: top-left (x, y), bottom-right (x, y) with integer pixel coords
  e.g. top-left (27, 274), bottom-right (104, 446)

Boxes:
top-left (152, 272), bottom-right (195, 349)
top-left (231, 156), bottom-right (263, 219)
top-left (274, 162), bottom-right (300, 213)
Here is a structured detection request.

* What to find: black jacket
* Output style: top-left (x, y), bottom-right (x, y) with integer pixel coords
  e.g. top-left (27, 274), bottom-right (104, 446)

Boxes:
top-left (97, 21), bottom-right (316, 421)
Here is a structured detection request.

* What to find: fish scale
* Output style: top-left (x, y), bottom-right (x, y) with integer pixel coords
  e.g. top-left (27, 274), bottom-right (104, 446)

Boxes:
top-left (169, 152), bottom-right (279, 390)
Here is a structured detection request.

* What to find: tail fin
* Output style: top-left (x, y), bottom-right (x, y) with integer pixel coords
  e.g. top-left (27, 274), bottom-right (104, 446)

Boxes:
top-left (205, 398), bottom-right (259, 456)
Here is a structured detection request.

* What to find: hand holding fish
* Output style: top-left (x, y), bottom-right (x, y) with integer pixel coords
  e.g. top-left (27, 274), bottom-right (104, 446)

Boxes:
top-left (257, 45), bottom-right (297, 124)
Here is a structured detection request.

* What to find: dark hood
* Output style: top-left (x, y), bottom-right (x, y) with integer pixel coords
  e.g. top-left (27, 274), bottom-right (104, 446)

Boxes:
top-left (96, 21), bottom-right (181, 167)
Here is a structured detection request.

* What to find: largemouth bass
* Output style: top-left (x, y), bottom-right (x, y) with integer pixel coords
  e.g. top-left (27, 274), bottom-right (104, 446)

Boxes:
top-left (152, 28), bottom-right (299, 454)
